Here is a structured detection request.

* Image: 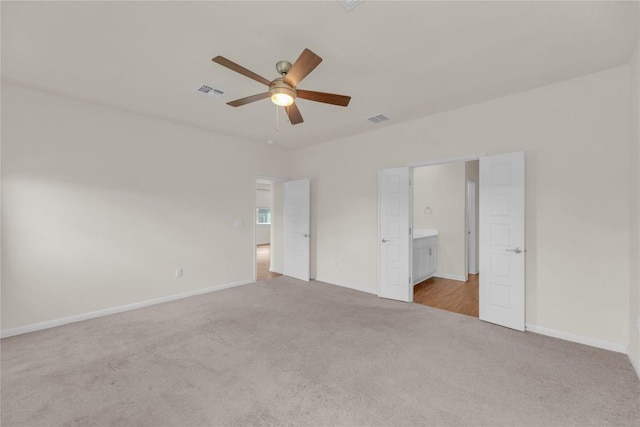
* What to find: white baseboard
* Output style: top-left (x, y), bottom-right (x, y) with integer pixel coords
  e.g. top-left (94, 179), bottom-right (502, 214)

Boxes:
top-left (343, 283), bottom-right (377, 295)
top-left (629, 353), bottom-right (640, 379)
top-left (434, 273), bottom-right (467, 282)
top-left (314, 277), bottom-right (377, 296)
top-left (1, 279), bottom-right (253, 339)
top-left (525, 323), bottom-right (627, 354)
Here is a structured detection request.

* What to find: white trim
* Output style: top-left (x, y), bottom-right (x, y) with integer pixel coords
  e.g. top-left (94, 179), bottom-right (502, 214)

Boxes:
top-left (344, 283), bottom-right (377, 295)
top-left (1, 279), bottom-right (253, 339)
top-left (408, 152), bottom-right (486, 168)
top-left (525, 323), bottom-right (627, 354)
top-left (434, 273), bottom-right (467, 282)
top-left (466, 178), bottom-right (477, 276)
top-left (317, 278), bottom-right (378, 296)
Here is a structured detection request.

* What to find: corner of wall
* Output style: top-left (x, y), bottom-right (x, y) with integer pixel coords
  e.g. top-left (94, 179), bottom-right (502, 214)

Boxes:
top-left (628, 40), bottom-right (640, 378)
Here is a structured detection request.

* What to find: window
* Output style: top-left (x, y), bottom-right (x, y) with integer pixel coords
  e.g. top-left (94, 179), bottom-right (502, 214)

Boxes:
top-left (257, 208), bottom-right (271, 225)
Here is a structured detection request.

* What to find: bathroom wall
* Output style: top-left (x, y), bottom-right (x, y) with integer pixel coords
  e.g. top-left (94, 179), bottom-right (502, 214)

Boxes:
top-left (413, 162), bottom-right (467, 280)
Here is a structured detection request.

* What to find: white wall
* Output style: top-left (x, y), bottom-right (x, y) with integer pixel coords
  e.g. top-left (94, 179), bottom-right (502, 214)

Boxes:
top-left (1, 84), bottom-right (291, 331)
top-left (629, 41), bottom-right (640, 375)
top-left (255, 184), bottom-right (271, 245)
top-left (413, 162), bottom-right (466, 279)
top-left (291, 65), bottom-right (630, 347)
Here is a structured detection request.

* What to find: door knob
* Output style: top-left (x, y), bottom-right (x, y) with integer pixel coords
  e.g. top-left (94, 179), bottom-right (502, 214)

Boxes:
top-left (303, 233), bottom-right (309, 238)
top-left (381, 238), bottom-right (388, 243)
top-left (505, 247), bottom-right (522, 254)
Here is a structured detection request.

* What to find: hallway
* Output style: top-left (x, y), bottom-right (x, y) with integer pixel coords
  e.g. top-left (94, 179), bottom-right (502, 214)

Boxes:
top-left (257, 244), bottom-right (281, 281)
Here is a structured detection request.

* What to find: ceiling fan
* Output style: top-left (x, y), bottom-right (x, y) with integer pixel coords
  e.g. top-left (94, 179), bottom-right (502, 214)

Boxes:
top-left (212, 48), bottom-right (351, 125)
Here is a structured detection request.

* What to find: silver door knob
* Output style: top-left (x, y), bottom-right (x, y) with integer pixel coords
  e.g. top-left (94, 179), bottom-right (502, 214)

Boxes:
top-left (506, 247), bottom-right (522, 254)
top-left (303, 233), bottom-right (309, 238)
top-left (381, 238), bottom-right (388, 243)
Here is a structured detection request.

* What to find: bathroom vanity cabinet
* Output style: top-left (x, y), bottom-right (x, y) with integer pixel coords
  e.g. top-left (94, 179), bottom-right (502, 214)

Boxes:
top-left (413, 229), bottom-right (438, 285)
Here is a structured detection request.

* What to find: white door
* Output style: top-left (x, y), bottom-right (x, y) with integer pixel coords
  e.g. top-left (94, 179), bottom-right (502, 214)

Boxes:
top-left (479, 151), bottom-right (525, 331)
top-left (467, 180), bottom-right (477, 274)
top-left (378, 167), bottom-right (412, 302)
top-left (283, 179), bottom-right (310, 281)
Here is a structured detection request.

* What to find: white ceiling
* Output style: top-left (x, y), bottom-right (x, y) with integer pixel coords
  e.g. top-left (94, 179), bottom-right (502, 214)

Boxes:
top-left (2, 1), bottom-right (638, 149)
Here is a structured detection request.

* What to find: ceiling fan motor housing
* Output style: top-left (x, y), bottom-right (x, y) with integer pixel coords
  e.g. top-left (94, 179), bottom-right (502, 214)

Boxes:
top-left (275, 60), bottom-right (292, 76)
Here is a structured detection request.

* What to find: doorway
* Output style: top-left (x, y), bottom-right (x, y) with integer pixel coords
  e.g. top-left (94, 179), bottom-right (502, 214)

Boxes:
top-left (411, 160), bottom-right (480, 317)
top-left (255, 178), bottom-right (282, 282)
top-left (378, 151), bottom-right (526, 331)
top-left (253, 177), bottom-right (311, 283)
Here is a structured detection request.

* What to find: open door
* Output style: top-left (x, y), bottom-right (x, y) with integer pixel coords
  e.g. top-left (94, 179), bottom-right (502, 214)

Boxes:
top-left (378, 167), bottom-right (412, 302)
top-left (479, 151), bottom-right (525, 331)
top-left (283, 179), bottom-right (310, 281)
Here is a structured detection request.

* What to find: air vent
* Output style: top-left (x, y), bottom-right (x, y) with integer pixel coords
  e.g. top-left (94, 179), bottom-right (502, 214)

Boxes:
top-left (367, 114), bottom-right (390, 124)
top-left (338, 0), bottom-right (362, 10)
top-left (194, 85), bottom-right (224, 97)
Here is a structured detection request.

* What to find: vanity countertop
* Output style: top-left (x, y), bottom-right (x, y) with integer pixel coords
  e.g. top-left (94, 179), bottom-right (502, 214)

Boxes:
top-left (413, 229), bottom-right (438, 239)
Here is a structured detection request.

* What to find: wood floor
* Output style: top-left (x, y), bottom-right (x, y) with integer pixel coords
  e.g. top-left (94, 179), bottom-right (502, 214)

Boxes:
top-left (257, 244), bottom-right (281, 281)
top-left (413, 274), bottom-right (479, 317)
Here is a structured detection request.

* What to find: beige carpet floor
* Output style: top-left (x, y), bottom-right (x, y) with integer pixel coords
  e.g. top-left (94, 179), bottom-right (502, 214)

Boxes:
top-left (2, 276), bottom-right (639, 426)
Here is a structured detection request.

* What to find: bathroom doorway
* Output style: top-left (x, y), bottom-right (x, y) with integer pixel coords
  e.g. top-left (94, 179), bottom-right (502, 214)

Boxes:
top-left (379, 151), bottom-right (525, 330)
top-left (411, 160), bottom-right (480, 317)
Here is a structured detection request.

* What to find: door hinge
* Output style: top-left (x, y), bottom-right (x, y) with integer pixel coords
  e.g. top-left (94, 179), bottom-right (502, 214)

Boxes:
top-left (409, 227), bottom-right (412, 235)
top-left (409, 277), bottom-right (412, 284)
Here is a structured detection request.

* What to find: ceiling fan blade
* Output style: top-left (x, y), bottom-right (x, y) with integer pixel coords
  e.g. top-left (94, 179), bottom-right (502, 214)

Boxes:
top-left (283, 48), bottom-right (322, 87)
top-left (227, 92), bottom-right (270, 107)
top-left (285, 103), bottom-right (304, 125)
top-left (212, 56), bottom-right (272, 86)
top-left (296, 90), bottom-right (351, 107)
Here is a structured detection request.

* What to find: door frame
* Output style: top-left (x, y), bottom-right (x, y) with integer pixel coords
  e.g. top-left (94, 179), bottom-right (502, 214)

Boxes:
top-left (253, 176), bottom-right (287, 282)
top-left (379, 151), bottom-right (527, 331)
top-left (467, 178), bottom-right (478, 274)
top-left (379, 153), bottom-right (485, 297)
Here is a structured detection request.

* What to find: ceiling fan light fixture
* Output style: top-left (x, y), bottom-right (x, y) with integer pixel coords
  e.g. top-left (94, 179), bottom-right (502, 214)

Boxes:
top-left (271, 91), bottom-right (294, 107)
top-left (270, 79), bottom-right (296, 107)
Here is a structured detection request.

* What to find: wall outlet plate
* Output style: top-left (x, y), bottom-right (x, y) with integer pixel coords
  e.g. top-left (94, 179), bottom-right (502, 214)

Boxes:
top-left (176, 267), bottom-right (183, 278)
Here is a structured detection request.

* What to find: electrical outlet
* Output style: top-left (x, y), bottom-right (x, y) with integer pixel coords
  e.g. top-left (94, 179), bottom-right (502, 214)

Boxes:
top-left (175, 267), bottom-right (183, 278)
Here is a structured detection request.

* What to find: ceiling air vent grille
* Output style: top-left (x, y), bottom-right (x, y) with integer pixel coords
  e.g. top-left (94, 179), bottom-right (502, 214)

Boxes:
top-left (338, 0), bottom-right (362, 11)
top-left (195, 85), bottom-right (224, 97)
top-left (367, 114), bottom-right (389, 124)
